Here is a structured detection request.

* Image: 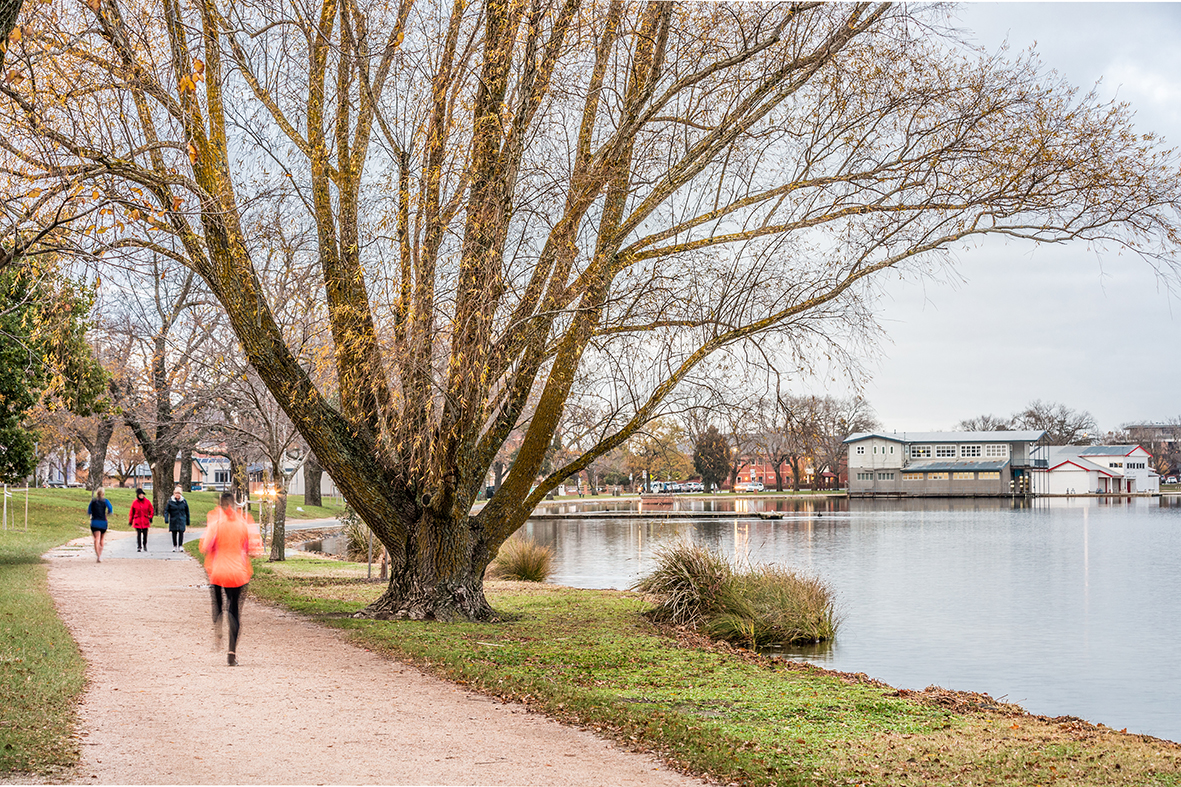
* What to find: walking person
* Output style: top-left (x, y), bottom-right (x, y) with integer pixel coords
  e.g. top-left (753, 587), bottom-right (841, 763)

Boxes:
top-left (200, 493), bottom-right (262, 666)
top-left (88, 488), bottom-right (113, 563)
top-left (164, 486), bottom-right (190, 552)
top-left (129, 487), bottom-right (154, 552)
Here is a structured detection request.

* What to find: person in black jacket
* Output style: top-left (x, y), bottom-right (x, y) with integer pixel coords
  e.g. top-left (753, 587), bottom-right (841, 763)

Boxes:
top-left (88, 488), bottom-right (113, 563)
top-left (164, 486), bottom-right (191, 552)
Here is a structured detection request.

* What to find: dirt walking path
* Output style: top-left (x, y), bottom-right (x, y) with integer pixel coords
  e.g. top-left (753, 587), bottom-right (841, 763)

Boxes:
top-left (45, 534), bottom-right (708, 786)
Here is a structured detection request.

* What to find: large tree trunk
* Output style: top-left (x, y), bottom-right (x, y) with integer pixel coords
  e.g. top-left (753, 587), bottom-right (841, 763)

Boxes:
top-left (150, 455), bottom-right (172, 512)
top-left (230, 455), bottom-right (248, 501)
top-left (773, 463), bottom-right (784, 492)
top-left (303, 451), bottom-right (323, 507)
top-left (85, 417), bottom-right (115, 491)
top-left (269, 463), bottom-right (287, 562)
top-left (179, 445), bottom-right (193, 491)
top-left (354, 511), bottom-right (496, 622)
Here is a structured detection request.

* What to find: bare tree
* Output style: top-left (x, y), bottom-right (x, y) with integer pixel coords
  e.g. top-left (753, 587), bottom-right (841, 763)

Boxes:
top-left (215, 365), bottom-right (305, 560)
top-left (810, 396), bottom-right (879, 489)
top-left (957, 415), bottom-right (1013, 432)
top-left (1013, 400), bottom-right (1098, 446)
top-left (6, 2), bottom-right (1181, 619)
top-left (104, 258), bottom-right (219, 510)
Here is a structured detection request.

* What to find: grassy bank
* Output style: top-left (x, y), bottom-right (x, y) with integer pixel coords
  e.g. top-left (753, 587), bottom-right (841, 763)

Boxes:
top-left (252, 555), bottom-right (1180, 786)
top-left (0, 488), bottom-right (336, 778)
top-left (0, 488), bottom-right (99, 774)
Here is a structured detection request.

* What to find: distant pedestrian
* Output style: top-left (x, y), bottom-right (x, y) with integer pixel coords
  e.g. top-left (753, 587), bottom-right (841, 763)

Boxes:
top-left (129, 487), bottom-right (154, 552)
top-left (164, 486), bottom-right (190, 552)
top-left (88, 488), bottom-right (113, 563)
top-left (200, 493), bottom-right (262, 666)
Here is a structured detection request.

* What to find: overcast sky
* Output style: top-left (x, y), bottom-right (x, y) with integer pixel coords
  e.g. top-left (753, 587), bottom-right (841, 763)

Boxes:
top-left (859, 3), bottom-right (1181, 434)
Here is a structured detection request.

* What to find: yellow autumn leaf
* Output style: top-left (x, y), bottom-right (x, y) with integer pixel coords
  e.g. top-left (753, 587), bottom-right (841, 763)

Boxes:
top-left (193, 59), bottom-right (205, 75)
top-left (178, 75), bottom-right (195, 93)
top-left (8, 27), bottom-right (21, 45)
top-left (28, 187), bottom-right (41, 198)
top-left (186, 141), bottom-right (198, 163)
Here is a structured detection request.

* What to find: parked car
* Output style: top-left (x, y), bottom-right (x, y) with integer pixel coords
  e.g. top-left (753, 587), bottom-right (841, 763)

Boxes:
top-left (684, 481), bottom-right (704, 493)
top-left (733, 481), bottom-right (765, 493)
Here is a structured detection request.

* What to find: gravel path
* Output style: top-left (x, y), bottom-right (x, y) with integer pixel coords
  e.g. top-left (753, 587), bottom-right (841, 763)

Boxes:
top-left (45, 532), bottom-right (707, 786)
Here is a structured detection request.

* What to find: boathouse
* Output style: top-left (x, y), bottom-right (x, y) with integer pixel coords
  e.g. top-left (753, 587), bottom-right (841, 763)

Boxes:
top-left (844, 430), bottom-right (1045, 497)
top-left (1033, 445), bottom-right (1159, 494)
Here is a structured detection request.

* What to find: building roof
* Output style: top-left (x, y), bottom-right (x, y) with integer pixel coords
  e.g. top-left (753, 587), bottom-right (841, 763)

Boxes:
top-left (903, 460), bottom-right (1010, 472)
top-left (1048, 458), bottom-right (1118, 477)
top-left (1037, 444), bottom-right (1153, 460)
top-left (1076, 445), bottom-right (1147, 457)
top-left (844, 430), bottom-right (1044, 444)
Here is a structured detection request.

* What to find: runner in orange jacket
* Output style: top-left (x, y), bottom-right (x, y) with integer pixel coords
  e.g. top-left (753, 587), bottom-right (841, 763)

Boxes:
top-left (199, 492), bottom-right (263, 666)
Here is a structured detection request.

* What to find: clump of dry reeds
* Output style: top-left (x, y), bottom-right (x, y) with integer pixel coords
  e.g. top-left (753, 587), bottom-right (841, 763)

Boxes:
top-left (488, 537), bottom-right (554, 582)
top-left (635, 542), bottom-right (838, 648)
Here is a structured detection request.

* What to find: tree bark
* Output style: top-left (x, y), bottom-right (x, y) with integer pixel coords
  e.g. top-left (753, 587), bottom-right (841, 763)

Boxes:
top-left (150, 456), bottom-right (172, 512)
top-left (179, 445), bottom-right (193, 491)
top-left (269, 488), bottom-right (287, 561)
top-left (303, 451), bottom-right (323, 507)
top-left (354, 510), bottom-right (496, 621)
top-left (83, 417), bottom-right (115, 491)
top-left (230, 455), bottom-right (248, 501)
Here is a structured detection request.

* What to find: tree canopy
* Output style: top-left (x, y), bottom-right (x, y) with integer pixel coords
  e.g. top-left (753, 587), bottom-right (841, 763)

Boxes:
top-left (4, 1), bottom-right (1181, 618)
top-left (0, 263), bottom-right (103, 482)
top-left (692, 425), bottom-right (729, 493)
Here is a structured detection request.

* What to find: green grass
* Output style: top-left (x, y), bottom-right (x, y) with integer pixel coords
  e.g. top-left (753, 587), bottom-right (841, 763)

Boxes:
top-left (251, 558), bottom-right (1181, 786)
top-left (282, 494), bottom-right (347, 520)
top-left (0, 487), bottom-right (103, 774)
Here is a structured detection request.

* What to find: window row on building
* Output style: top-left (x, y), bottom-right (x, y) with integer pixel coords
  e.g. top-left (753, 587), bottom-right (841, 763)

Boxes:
top-left (908, 444), bottom-right (1009, 459)
top-left (857, 471), bottom-right (1002, 481)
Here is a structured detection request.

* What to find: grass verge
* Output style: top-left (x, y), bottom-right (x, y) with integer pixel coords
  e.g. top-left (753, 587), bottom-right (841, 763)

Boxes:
top-left (0, 488), bottom-right (108, 775)
top-left (252, 555), bottom-right (1181, 786)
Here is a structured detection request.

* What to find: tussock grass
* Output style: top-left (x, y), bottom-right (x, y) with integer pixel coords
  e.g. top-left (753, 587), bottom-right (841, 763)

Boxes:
top-left (708, 566), bottom-right (837, 648)
top-left (632, 541), bottom-right (734, 625)
top-left (635, 542), bottom-right (837, 647)
top-left (488, 537), bottom-right (553, 582)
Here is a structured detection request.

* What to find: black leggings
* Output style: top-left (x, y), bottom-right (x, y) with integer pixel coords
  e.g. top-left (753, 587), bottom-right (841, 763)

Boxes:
top-left (136, 529), bottom-right (148, 549)
top-left (171, 530), bottom-right (185, 548)
top-left (210, 584), bottom-right (246, 653)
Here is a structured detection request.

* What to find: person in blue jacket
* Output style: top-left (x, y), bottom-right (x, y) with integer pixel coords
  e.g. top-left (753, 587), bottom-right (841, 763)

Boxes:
top-left (164, 486), bottom-right (191, 552)
top-left (88, 488), bottom-right (113, 563)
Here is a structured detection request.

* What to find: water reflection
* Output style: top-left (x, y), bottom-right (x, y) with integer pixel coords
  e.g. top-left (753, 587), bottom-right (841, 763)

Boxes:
top-left (516, 495), bottom-right (1181, 742)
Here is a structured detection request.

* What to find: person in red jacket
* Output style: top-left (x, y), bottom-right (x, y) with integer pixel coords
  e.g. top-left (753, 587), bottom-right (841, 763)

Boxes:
top-left (200, 492), bottom-right (262, 666)
top-left (129, 487), bottom-right (155, 552)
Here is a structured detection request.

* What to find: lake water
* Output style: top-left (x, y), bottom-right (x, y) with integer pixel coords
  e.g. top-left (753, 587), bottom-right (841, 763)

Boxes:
top-left (516, 495), bottom-right (1181, 742)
